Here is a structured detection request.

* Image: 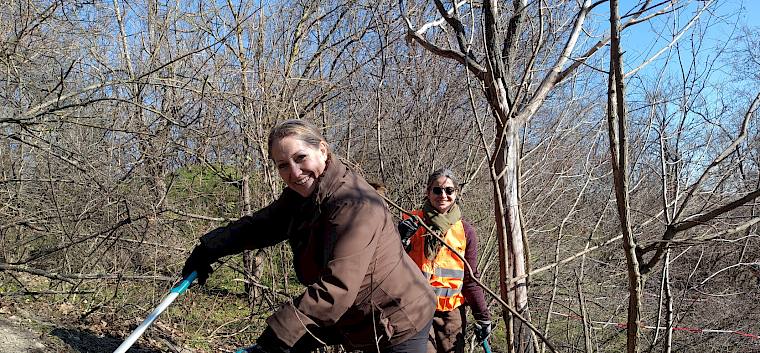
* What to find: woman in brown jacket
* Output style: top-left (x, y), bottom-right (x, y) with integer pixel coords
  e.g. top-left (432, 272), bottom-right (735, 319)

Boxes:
top-left (181, 120), bottom-right (434, 353)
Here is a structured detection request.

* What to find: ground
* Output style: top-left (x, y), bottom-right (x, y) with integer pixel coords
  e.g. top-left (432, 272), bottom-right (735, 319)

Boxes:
top-left (0, 270), bottom-right (260, 353)
top-left (0, 303), bottom-right (184, 353)
top-left (0, 316), bottom-right (46, 353)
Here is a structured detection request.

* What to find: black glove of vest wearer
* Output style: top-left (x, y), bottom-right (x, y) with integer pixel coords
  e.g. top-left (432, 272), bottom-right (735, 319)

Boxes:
top-left (180, 244), bottom-right (214, 285)
top-left (255, 327), bottom-right (290, 353)
top-left (397, 218), bottom-right (421, 249)
top-left (474, 320), bottom-right (492, 342)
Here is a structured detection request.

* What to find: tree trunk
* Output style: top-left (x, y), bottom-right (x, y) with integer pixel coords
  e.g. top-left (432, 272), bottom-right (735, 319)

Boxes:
top-left (493, 118), bottom-right (533, 353)
top-left (608, 1), bottom-right (642, 351)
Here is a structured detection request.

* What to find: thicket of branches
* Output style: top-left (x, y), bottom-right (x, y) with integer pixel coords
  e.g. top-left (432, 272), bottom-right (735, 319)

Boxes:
top-left (1, 0), bottom-right (758, 352)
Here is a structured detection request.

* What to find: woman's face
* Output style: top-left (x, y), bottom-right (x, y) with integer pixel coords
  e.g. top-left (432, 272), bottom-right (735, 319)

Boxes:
top-left (427, 176), bottom-right (457, 213)
top-left (270, 135), bottom-right (328, 197)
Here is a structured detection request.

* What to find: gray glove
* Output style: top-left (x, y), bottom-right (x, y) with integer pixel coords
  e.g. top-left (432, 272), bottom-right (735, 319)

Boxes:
top-left (474, 320), bottom-right (492, 342)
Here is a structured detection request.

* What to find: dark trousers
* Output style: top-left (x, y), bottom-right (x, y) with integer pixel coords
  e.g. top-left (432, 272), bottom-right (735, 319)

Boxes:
top-left (289, 318), bottom-right (433, 353)
top-left (427, 306), bottom-right (466, 353)
top-left (384, 318), bottom-right (432, 353)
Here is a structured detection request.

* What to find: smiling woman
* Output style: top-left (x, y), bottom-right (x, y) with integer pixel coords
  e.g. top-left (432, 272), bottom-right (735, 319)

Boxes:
top-left (398, 168), bottom-right (492, 353)
top-left (180, 119), bottom-right (435, 353)
top-left (268, 121), bottom-right (329, 197)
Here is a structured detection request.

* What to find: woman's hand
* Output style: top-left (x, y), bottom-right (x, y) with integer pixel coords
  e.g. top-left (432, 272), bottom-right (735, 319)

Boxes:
top-left (397, 218), bottom-right (420, 248)
top-left (181, 244), bottom-right (214, 285)
top-left (474, 320), bottom-right (492, 342)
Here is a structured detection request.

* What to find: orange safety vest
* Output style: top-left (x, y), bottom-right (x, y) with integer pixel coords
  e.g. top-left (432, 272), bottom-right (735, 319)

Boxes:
top-left (405, 210), bottom-right (466, 312)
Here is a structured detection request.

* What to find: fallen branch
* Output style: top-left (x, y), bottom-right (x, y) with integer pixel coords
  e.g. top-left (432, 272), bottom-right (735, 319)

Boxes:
top-left (0, 263), bottom-right (174, 284)
top-left (0, 290), bottom-right (95, 296)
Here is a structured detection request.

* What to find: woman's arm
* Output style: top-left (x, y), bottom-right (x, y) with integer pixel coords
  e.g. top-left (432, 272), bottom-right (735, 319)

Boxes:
top-left (199, 189), bottom-right (296, 258)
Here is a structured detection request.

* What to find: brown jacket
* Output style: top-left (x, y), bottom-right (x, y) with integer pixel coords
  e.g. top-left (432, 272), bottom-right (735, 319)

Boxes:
top-left (200, 157), bottom-right (435, 350)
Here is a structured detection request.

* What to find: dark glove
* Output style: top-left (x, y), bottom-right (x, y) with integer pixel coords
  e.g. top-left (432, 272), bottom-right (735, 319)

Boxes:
top-left (397, 218), bottom-right (420, 248)
top-left (474, 320), bottom-right (492, 342)
top-left (254, 327), bottom-right (290, 353)
top-left (181, 244), bottom-right (214, 285)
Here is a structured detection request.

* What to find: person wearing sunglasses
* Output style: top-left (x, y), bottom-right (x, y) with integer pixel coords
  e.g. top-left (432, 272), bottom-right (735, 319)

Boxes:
top-left (181, 119), bottom-right (435, 353)
top-left (397, 168), bottom-right (492, 353)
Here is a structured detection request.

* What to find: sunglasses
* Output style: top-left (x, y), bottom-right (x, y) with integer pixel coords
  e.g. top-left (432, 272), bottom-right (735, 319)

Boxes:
top-left (431, 186), bottom-right (457, 196)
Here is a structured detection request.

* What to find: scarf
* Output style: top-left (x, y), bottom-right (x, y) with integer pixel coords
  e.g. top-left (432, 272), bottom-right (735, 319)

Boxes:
top-left (422, 200), bottom-right (462, 260)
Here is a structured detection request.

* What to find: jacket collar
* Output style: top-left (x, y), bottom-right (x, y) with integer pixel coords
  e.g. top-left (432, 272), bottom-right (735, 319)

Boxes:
top-left (313, 154), bottom-right (346, 204)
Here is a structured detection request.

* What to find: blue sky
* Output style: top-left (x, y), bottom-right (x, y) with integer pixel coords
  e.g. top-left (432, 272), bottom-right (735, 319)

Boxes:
top-left (621, 0), bottom-right (758, 76)
top-left (611, 0), bottom-right (760, 113)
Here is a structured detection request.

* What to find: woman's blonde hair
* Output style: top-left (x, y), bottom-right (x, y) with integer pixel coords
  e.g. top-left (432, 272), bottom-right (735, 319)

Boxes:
top-left (267, 119), bottom-right (329, 159)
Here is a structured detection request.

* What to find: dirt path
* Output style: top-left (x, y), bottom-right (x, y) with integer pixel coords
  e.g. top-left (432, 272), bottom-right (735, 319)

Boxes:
top-left (0, 316), bottom-right (47, 353)
top-left (0, 313), bottom-right (171, 353)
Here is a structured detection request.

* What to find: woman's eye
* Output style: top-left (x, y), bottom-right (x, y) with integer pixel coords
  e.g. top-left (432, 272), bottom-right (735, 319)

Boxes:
top-left (276, 163), bottom-right (288, 170)
top-left (295, 154), bottom-right (307, 163)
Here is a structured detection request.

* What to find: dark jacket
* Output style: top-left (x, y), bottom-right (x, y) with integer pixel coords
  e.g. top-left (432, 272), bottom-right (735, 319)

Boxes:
top-left (200, 157), bottom-right (435, 350)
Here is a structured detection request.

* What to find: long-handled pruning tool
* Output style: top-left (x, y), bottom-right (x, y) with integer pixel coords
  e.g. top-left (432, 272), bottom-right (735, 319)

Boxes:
top-left (113, 271), bottom-right (198, 353)
top-left (482, 339), bottom-right (492, 353)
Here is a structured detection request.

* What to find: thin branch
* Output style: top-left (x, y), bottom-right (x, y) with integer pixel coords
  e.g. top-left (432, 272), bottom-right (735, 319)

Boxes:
top-left (399, 0), bottom-right (486, 78)
top-left (673, 92), bottom-right (760, 221)
top-left (167, 207), bottom-right (237, 222)
top-left (625, 1), bottom-right (714, 77)
top-left (518, 0), bottom-right (591, 122)
top-left (0, 263), bottom-right (174, 284)
top-left (674, 190), bottom-right (760, 233)
top-left (402, 31), bottom-right (486, 79)
top-left (699, 262), bottom-right (760, 286)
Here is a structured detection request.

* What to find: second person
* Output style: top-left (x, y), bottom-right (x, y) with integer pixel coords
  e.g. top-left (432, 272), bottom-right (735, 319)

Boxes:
top-left (398, 168), bottom-right (492, 353)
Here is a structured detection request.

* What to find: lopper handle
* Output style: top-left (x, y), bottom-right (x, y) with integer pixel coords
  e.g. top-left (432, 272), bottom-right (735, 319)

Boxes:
top-left (482, 339), bottom-right (492, 353)
top-left (171, 271), bottom-right (198, 294)
top-left (113, 271), bottom-right (198, 353)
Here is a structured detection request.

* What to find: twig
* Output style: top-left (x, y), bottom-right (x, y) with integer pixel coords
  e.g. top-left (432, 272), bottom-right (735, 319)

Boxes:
top-left (94, 235), bottom-right (189, 252)
top-left (167, 208), bottom-right (236, 222)
top-left (0, 263), bottom-right (174, 283)
top-left (0, 290), bottom-right (95, 296)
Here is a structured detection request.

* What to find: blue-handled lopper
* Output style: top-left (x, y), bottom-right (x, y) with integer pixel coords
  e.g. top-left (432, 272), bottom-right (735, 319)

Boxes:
top-left (113, 271), bottom-right (198, 353)
top-left (482, 339), bottom-right (492, 353)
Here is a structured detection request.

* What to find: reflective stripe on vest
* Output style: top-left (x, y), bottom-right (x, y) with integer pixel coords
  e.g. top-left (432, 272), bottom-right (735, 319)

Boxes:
top-left (405, 210), bottom-right (466, 312)
top-left (433, 286), bottom-right (462, 297)
top-left (422, 268), bottom-right (466, 279)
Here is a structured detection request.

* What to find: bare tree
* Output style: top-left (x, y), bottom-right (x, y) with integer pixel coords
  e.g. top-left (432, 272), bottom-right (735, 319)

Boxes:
top-left (606, 0), bottom-right (760, 351)
top-left (397, 1), bottom-right (689, 351)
